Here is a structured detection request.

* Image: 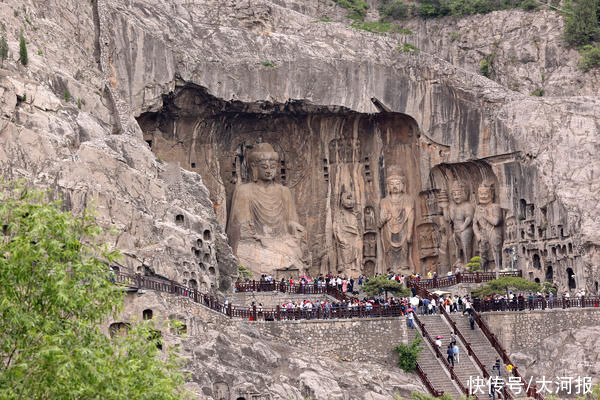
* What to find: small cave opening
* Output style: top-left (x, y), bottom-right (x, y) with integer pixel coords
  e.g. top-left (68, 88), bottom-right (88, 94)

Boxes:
top-left (534, 277), bottom-right (540, 284)
top-left (203, 229), bottom-right (211, 241)
top-left (109, 322), bottom-right (130, 338)
top-left (197, 238), bottom-right (203, 247)
top-left (143, 309), bottom-right (153, 320)
top-left (188, 279), bottom-right (198, 289)
top-left (209, 267), bottom-right (216, 275)
top-left (175, 214), bottom-right (184, 225)
top-left (545, 265), bottom-right (553, 281)
top-left (566, 268), bottom-right (576, 290)
top-left (533, 254), bottom-right (541, 269)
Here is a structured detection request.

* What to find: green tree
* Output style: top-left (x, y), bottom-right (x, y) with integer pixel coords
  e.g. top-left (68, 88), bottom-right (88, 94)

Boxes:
top-left (472, 276), bottom-right (541, 298)
top-left (362, 275), bottom-right (411, 299)
top-left (0, 182), bottom-right (186, 399)
top-left (465, 256), bottom-right (482, 272)
top-left (18, 32), bottom-right (27, 66)
top-left (563, 0), bottom-right (600, 47)
top-left (393, 334), bottom-right (423, 372)
top-left (0, 34), bottom-right (8, 67)
top-left (237, 264), bottom-right (253, 280)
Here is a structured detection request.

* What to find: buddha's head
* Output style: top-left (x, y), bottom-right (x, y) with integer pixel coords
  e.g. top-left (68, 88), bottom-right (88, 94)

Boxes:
top-left (340, 186), bottom-right (355, 210)
top-left (451, 181), bottom-right (468, 204)
top-left (386, 166), bottom-right (406, 196)
top-left (248, 143), bottom-right (279, 182)
top-left (477, 181), bottom-right (495, 205)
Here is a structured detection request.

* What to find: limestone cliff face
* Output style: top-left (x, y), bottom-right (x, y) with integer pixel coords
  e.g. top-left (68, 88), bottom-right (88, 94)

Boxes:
top-left (98, 0), bottom-right (599, 289)
top-left (0, 0), bottom-right (238, 292)
top-left (1, 0), bottom-right (600, 396)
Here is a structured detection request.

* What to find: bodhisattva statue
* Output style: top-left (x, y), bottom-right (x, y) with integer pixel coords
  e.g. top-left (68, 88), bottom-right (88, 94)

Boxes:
top-left (227, 143), bottom-right (305, 276)
top-left (440, 181), bottom-right (474, 266)
top-left (333, 187), bottom-right (362, 277)
top-left (473, 181), bottom-right (503, 274)
top-left (379, 167), bottom-right (415, 273)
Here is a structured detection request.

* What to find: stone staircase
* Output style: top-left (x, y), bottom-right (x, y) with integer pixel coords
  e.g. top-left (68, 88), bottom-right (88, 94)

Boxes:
top-left (421, 314), bottom-right (491, 398)
top-left (449, 313), bottom-right (515, 398)
top-left (409, 315), bottom-right (462, 399)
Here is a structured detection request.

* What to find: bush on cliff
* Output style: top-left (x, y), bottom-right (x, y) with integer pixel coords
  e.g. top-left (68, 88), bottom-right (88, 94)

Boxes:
top-left (393, 334), bottom-right (423, 372)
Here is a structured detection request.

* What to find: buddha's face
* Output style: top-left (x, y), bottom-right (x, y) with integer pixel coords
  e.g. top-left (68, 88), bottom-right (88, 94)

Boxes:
top-left (478, 187), bottom-right (492, 205)
top-left (387, 178), bottom-right (404, 195)
top-left (256, 159), bottom-right (278, 181)
top-left (452, 187), bottom-right (466, 203)
top-left (341, 192), bottom-right (355, 209)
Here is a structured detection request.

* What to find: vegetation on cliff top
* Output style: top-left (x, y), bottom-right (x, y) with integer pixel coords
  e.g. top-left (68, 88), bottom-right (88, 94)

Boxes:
top-left (0, 182), bottom-right (186, 399)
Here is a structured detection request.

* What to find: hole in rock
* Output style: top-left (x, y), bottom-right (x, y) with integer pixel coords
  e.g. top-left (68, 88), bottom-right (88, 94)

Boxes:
top-left (567, 268), bottom-right (576, 290)
top-left (203, 229), bottom-right (211, 241)
top-left (143, 309), bottom-right (153, 320)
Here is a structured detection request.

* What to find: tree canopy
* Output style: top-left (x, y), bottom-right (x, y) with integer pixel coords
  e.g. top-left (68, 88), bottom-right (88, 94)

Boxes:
top-left (471, 276), bottom-right (541, 298)
top-left (0, 182), bottom-right (186, 399)
top-left (362, 275), bottom-right (411, 298)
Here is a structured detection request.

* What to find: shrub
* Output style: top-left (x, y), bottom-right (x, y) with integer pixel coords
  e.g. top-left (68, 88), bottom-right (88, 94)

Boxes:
top-left (579, 44), bottom-right (600, 71)
top-left (237, 264), bottom-right (253, 280)
top-left (393, 334), bottom-right (423, 372)
top-left (398, 42), bottom-right (419, 53)
top-left (381, 0), bottom-right (409, 19)
top-left (563, 0), bottom-right (599, 47)
top-left (19, 32), bottom-right (27, 66)
top-left (334, 0), bottom-right (369, 19)
top-left (479, 53), bottom-right (495, 77)
top-left (466, 256), bottom-right (482, 272)
top-left (64, 90), bottom-right (70, 102)
top-left (261, 61), bottom-right (275, 67)
top-left (531, 88), bottom-right (544, 96)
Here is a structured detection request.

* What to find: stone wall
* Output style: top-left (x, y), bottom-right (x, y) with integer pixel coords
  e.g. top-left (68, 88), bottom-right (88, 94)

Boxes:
top-left (482, 309), bottom-right (600, 383)
top-left (482, 308), bottom-right (600, 355)
top-left (247, 316), bottom-right (411, 364)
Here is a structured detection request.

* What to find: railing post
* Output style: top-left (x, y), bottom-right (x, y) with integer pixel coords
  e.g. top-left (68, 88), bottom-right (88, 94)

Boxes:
top-left (252, 304), bottom-right (257, 321)
top-left (276, 305), bottom-right (281, 321)
top-left (252, 280), bottom-right (256, 292)
top-left (581, 295), bottom-right (585, 308)
top-left (228, 303), bottom-right (232, 317)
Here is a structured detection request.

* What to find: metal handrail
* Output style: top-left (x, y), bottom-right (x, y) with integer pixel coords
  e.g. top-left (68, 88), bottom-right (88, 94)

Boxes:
top-left (413, 312), bottom-right (473, 399)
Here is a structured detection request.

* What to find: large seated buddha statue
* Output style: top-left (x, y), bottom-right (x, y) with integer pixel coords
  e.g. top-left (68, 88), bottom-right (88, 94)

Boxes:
top-left (227, 143), bottom-right (305, 277)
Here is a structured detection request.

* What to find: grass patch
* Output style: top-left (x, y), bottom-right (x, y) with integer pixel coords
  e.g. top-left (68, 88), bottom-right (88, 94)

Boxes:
top-left (261, 61), bottom-right (276, 67)
top-left (351, 20), bottom-right (412, 34)
top-left (397, 42), bottom-right (419, 53)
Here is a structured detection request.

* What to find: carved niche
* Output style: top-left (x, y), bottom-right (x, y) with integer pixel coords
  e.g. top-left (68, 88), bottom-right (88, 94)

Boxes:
top-left (417, 223), bottom-right (441, 259)
top-left (364, 206), bottom-right (376, 231)
top-left (363, 232), bottom-right (377, 258)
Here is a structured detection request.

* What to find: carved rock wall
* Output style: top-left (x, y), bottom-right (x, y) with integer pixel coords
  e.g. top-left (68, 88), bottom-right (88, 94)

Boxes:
top-left (102, 0), bottom-right (600, 289)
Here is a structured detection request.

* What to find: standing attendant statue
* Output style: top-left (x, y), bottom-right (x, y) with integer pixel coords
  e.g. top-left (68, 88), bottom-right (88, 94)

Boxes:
top-left (473, 181), bottom-right (503, 276)
top-left (379, 166), bottom-right (415, 273)
top-left (439, 181), bottom-right (474, 267)
top-left (333, 186), bottom-right (362, 277)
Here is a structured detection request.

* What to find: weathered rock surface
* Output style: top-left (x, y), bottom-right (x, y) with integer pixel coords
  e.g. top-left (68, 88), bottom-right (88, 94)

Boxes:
top-left (1, 0), bottom-right (600, 397)
top-left (116, 291), bottom-right (425, 400)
